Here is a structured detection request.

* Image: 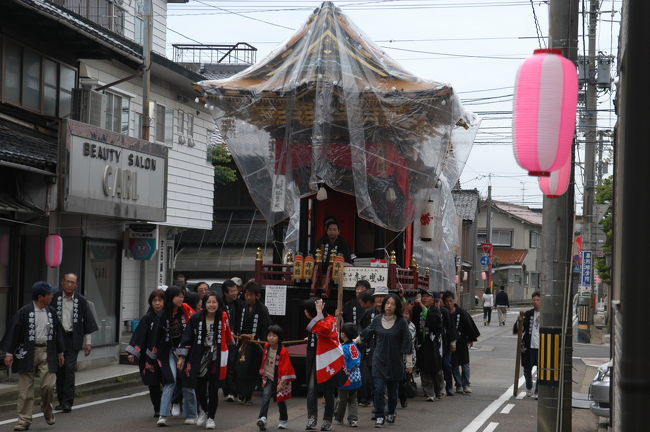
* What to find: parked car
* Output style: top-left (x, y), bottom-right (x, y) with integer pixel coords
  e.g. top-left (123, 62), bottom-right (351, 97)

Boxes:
top-left (589, 360), bottom-right (611, 418)
top-left (186, 279), bottom-right (226, 294)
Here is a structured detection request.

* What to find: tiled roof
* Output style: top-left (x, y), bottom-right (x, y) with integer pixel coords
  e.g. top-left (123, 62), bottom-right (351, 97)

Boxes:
top-left (493, 249), bottom-right (529, 265)
top-left (178, 224), bottom-right (275, 246)
top-left (491, 201), bottom-right (543, 226)
top-left (0, 119), bottom-right (57, 171)
top-left (452, 188), bottom-right (480, 221)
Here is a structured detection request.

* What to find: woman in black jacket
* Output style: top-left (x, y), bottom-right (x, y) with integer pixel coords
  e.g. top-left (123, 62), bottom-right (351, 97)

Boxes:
top-left (126, 289), bottom-right (165, 417)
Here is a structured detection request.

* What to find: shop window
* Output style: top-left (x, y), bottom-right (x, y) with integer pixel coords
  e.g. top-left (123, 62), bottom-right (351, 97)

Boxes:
top-left (84, 239), bottom-right (120, 346)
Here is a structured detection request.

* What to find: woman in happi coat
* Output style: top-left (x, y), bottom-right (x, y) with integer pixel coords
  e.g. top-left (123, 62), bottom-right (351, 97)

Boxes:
top-left (177, 292), bottom-right (234, 430)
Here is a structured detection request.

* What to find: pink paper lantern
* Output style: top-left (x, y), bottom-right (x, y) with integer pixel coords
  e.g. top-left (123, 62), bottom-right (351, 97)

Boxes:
top-left (455, 275), bottom-right (460, 284)
top-left (513, 49), bottom-right (578, 177)
top-left (45, 234), bottom-right (63, 268)
top-left (463, 271), bottom-right (468, 281)
top-left (481, 271), bottom-right (487, 281)
top-left (539, 156), bottom-right (571, 198)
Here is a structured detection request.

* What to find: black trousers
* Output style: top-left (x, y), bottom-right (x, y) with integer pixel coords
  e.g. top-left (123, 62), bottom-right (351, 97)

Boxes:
top-left (222, 345), bottom-right (238, 397)
top-left (197, 373), bottom-right (221, 419)
top-left (149, 384), bottom-right (162, 414)
top-left (56, 332), bottom-right (79, 406)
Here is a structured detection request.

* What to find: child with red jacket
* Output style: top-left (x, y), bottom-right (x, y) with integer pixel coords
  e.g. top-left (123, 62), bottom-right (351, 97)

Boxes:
top-left (256, 325), bottom-right (296, 431)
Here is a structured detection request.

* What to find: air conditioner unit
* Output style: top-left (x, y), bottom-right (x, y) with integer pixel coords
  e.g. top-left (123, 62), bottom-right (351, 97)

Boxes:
top-left (71, 88), bottom-right (106, 128)
top-left (187, 137), bottom-right (195, 147)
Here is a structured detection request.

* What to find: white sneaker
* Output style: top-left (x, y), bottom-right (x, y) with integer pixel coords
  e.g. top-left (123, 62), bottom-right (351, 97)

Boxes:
top-left (257, 417), bottom-right (267, 431)
top-left (184, 417), bottom-right (197, 425)
top-left (463, 386), bottom-right (472, 394)
top-left (278, 421), bottom-right (288, 429)
top-left (206, 418), bottom-right (216, 430)
top-left (171, 403), bottom-right (181, 417)
top-left (426, 396), bottom-right (436, 402)
top-left (526, 389), bottom-right (534, 398)
top-left (157, 416), bottom-right (168, 427)
top-left (226, 394), bottom-right (235, 402)
top-left (197, 412), bottom-right (208, 427)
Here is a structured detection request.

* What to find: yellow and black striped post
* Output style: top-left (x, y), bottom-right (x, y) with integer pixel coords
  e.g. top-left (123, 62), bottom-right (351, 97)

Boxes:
top-left (537, 327), bottom-right (562, 384)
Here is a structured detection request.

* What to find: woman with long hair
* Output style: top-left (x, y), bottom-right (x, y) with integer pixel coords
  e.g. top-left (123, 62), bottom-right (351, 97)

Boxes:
top-left (177, 292), bottom-right (234, 430)
top-left (148, 286), bottom-right (197, 426)
top-left (126, 289), bottom-right (165, 417)
top-left (357, 293), bottom-right (413, 428)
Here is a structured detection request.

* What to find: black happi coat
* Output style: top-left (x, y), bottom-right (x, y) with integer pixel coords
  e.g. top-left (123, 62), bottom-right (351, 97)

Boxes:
top-left (360, 314), bottom-right (413, 382)
top-left (512, 308), bottom-right (536, 350)
top-left (413, 304), bottom-right (443, 374)
top-left (450, 306), bottom-right (480, 366)
top-left (126, 309), bottom-right (161, 386)
top-left (235, 301), bottom-right (270, 374)
top-left (53, 292), bottom-right (98, 350)
top-left (147, 308), bottom-right (189, 385)
top-left (1, 303), bottom-right (65, 374)
top-left (342, 298), bottom-right (363, 326)
top-left (224, 298), bottom-right (241, 332)
top-left (440, 306), bottom-right (458, 351)
top-left (314, 235), bottom-right (353, 269)
top-left (177, 311), bottom-right (234, 388)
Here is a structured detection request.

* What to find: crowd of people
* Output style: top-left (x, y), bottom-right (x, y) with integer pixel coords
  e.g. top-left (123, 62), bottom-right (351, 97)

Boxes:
top-left (2, 273), bottom-right (491, 431)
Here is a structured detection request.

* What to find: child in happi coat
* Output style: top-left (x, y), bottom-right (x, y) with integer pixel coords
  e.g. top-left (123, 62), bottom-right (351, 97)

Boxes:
top-left (334, 323), bottom-right (362, 427)
top-left (256, 325), bottom-right (296, 431)
top-left (177, 292), bottom-right (234, 430)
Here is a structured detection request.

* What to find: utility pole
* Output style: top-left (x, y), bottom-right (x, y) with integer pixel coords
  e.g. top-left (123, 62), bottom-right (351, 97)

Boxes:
top-left (538, 1), bottom-right (578, 431)
top-left (579, 0), bottom-right (599, 343)
top-left (485, 178), bottom-right (493, 292)
top-left (613, 2), bottom-right (650, 429)
top-left (139, 0), bottom-right (153, 316)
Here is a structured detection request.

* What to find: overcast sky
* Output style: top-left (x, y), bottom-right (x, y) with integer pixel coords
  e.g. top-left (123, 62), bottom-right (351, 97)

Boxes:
top-left (167, 0), bottom-right (621, 212)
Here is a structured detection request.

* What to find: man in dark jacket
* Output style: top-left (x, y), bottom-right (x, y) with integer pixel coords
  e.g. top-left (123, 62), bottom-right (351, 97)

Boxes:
top-left (412, 289), bottom-right (443, 400)
top-left (2, 282), bottom-right (65, 431)
top-left (53, 273), bottom-right (98, 412)
top-left (222, 279), bottom-right (241, 402)
top-left (495, 286), bottom-right (510, 326)
top-left (514, 291), bottom-right (541, 398)
top-left (342, 280), bottom-right (371, 326)
top-left (442, 290), bottom-right (480, 395)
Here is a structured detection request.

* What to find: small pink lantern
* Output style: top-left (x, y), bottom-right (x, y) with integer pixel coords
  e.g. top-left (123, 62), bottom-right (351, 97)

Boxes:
top-left (455, 275), bottom-right (460, 284)
top-left (539, 156), bottom-right (571, 197)
top-left (481, 271), bottom-right (487, 281)
top-left (463, 271), bottom-right (468, 281)
top-left (45, 234), bottom-right (63, 268)
top-left (513, 49), bottom-right (578, 176)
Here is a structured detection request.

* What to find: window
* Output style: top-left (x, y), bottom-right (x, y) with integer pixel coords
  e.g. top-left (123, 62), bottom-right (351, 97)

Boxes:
top-left (178, 109), bottom-right (185, 135)
top-left (477, 229), bottom-right (512, 247)
top-left (135, 16), bottom-right (144, 45)
top-left (530, 231), bottom-right (541, 249)
top-left (105, 92), bottom-right (122, 133)
top-left (186, 113), bottom-right (194, 136)
top-left (121, 98), bottom-right (130, 135)
top-left (2, 39), bottom-right (77, 117)
top-left (155, 104), bottom-right (165, 143)
top-left (55, 0), bottom-right (125, 36)
top-left (134, 113), bottom-right (143, 139)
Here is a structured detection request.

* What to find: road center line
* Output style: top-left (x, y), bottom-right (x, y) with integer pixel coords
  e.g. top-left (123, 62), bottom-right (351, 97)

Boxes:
top-left (0, 391), bottom-right (149, 426)
top-left (483, 422), bottom-right (499, 432)
top-left (500, 403), bottom-right (515, 414)
top-left (461, 374), bottom-right (525, 432)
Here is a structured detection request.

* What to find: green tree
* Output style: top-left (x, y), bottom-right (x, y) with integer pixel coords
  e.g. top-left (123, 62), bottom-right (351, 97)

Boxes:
top-left (594, 176), bottom-right (613, 285)
top-left (211, 144), bottom-right (238, 185)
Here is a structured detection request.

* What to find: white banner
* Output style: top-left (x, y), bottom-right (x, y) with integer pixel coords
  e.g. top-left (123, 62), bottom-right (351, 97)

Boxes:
top-left (342, 266), bottom-right (389, 288)
top-left (265, 285), bottom-right (287, 316)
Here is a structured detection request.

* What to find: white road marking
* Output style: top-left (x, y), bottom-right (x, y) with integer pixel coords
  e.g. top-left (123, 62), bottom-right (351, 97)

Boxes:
top-left (0, 391), bottom-right (149, 426)
top-left (500, 403), bottom-right (515, 414)
top-left (483, 422), bottom-right (499, 432)
top-left (516, 391), bottom-right (526, 400)
top-left (461, 374), bottom-right (526, 432)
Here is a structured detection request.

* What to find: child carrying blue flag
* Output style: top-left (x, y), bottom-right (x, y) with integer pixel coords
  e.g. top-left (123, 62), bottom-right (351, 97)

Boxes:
top-left (334, 323), bottom-right (362, 427)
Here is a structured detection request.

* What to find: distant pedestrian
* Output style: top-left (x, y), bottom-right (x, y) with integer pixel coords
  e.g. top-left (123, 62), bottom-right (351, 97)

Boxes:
top-left (256, 325), bottom-right (296, 431)
top-left (177, 292), bottom-right (235, 429)
top-left (174, 274), bottom-right (188, 294)
top-left (2, 282), bottom-right (65, 431)
top-left (194, 282), bottom-right (210, 303)
top-left (126, 288), bottom-right (165, 417)
top-left (482, 288), bottom-right (494, 326)
top-left (357, 293), bottom-right (413, 428)
top-left (53, 273), bottom-right (98, 413)
top-left (495, 286), bottom-right (510, 326)
top-left (514, 291), bottom-right (541, 398)
top-left (334, 323), bottom-right (362, 427)
top-left (304, 298), bottom-right (346, 431)
top-left (442, 291), bottom-right (480, 395)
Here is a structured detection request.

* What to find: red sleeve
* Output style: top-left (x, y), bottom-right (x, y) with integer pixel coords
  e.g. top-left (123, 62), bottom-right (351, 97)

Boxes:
top-left (279, 347), bottom-right (296, 380)
top-left (311, 315), bottom-right (336, 338)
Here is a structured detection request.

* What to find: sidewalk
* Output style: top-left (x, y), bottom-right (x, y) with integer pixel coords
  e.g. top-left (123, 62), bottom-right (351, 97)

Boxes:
top-left (0, 363), bottom-right (140, 413)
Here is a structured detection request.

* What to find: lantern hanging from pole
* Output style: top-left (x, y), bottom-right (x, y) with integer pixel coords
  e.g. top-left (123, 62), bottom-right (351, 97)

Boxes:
top-left (463, 271), bottom-right (468, 281)
top-left (455, 275), bottom-right (460, 284)
top-left (539, 156), bottom-right (571, 198)
top-left (513, 49), bottom-right (578, 177)
top-left (481, 271), bottom-right (487, 281)
top-left (419, 200), bottom-right (435, 241)
top-left (45, 234), bottom-right (63, 268)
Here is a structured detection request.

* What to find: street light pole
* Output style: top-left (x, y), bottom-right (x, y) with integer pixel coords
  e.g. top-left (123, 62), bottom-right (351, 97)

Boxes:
top-left (537, 1), bottom-right (578, 431)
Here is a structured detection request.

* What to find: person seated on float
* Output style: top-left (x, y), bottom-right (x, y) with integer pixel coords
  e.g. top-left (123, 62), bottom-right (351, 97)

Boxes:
top-left (314, 218), bottom-right (354, 270)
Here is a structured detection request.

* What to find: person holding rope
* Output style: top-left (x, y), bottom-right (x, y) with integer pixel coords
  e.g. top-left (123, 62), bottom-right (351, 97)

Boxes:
top-left (235, 281), bottom-right (271, 406)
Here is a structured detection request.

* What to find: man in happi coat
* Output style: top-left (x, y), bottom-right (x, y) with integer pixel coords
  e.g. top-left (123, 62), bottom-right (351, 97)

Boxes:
top-left (53, 273), bottom-right (98, 412)
top-left (2, 282), bottom-right (65, 431)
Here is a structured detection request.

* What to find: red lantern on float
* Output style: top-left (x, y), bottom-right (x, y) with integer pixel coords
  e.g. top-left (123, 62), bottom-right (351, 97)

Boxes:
top-left (539, 156), bottom-right (571, 198)
top-left (513, 49), bottom-right (578, 176)
top-left (419, 200), bottom-right (435, 241)
top-left (45, 234), bottom-right (63, 268)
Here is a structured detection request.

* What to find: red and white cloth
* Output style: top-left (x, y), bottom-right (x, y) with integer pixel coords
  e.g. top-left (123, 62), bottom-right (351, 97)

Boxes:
top-left (307, 314), bottom-right (346, 384)
top-left (259, 343), bottom-right (296, 402)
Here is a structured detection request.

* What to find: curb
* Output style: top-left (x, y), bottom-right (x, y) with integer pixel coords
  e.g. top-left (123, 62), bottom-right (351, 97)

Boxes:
top-left (0, 371), bottom-right (141, 414)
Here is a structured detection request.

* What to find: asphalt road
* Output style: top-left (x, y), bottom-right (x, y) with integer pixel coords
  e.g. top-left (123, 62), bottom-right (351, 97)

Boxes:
top-left (2, 309), bottom-right (604, 432)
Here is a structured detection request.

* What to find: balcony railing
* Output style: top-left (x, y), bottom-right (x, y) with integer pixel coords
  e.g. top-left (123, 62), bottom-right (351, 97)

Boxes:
top-left (52, 0), bottom-right (125, 36)
top-left (172, 43), bottom-right (257, 66)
